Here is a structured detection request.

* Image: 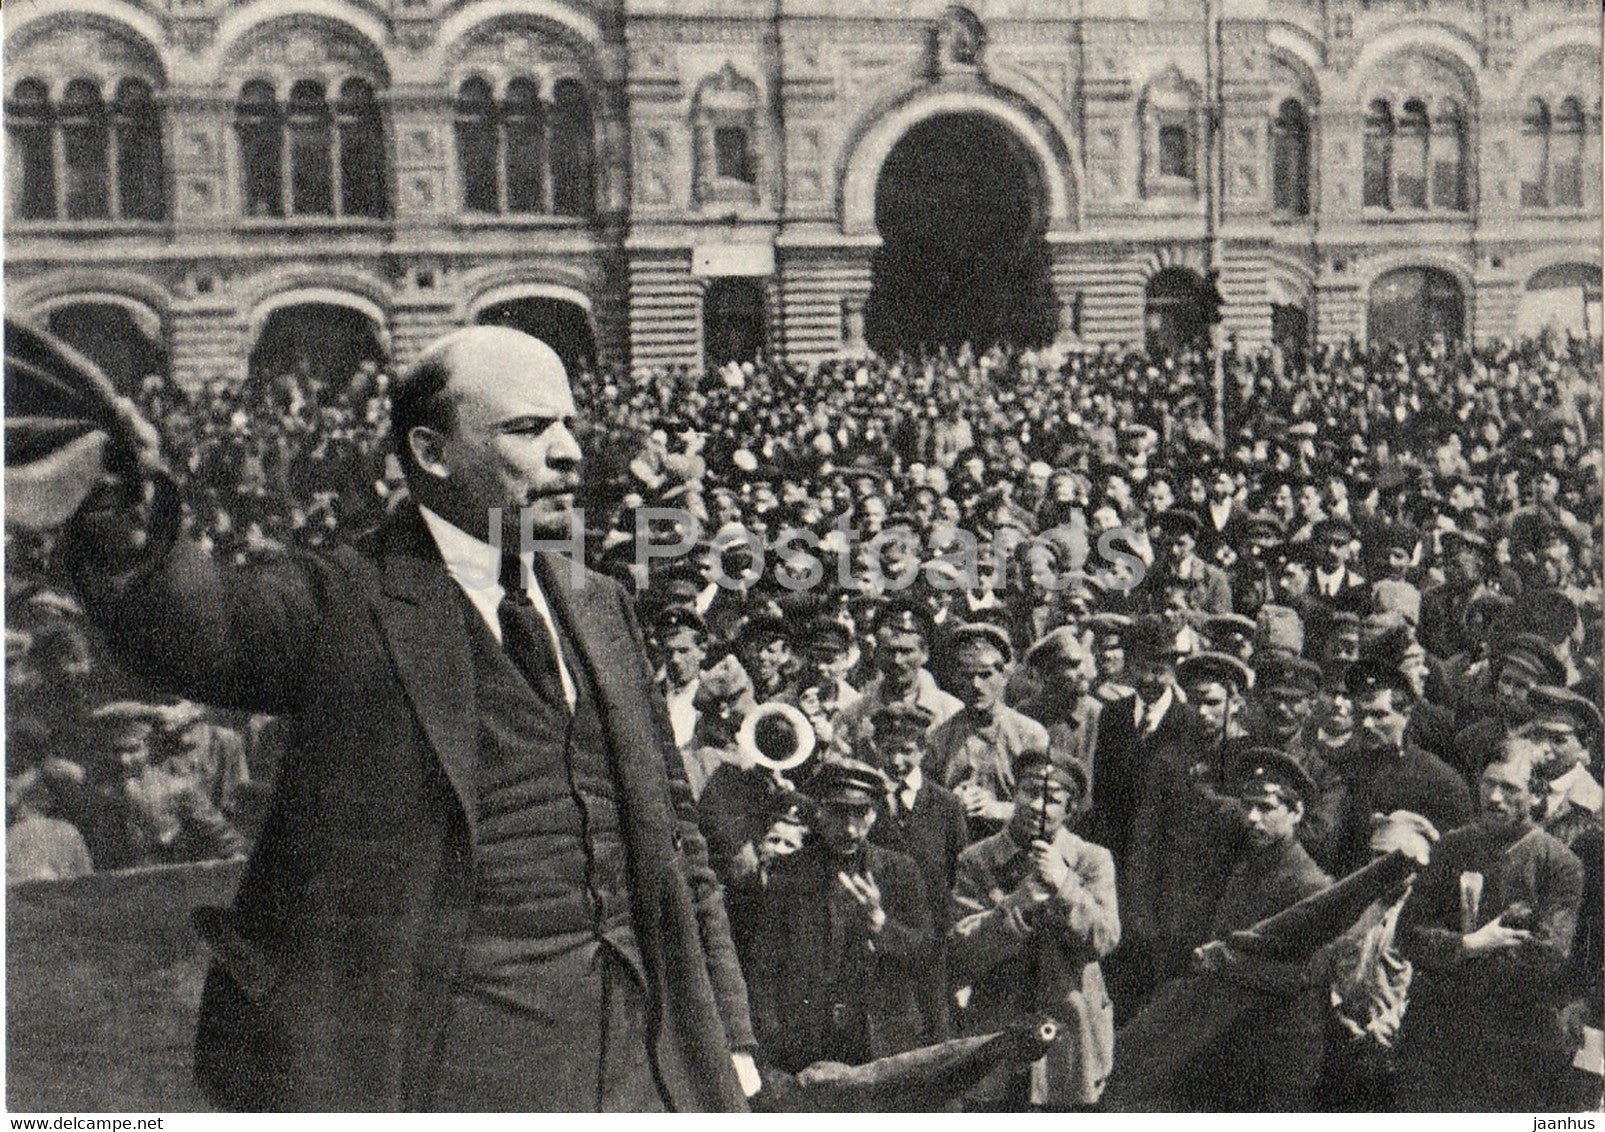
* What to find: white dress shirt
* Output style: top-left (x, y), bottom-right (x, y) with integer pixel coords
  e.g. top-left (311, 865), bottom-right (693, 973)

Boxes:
top-left (419, 506), bottom-right (576, 709)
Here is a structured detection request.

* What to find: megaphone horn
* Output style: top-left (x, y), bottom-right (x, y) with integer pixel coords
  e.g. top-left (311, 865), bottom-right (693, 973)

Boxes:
top-left (737, 700), bottom-right (817, 773)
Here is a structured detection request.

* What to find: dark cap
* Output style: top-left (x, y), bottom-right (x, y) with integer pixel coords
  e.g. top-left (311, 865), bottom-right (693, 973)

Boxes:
top-left (807, 758), bottom-right (889, 808)
top-left (1377, 521), bottom-right (1420, 552)
top-left (1177, 650), bottom-right (1253, 693)
top-left (872, 598), bottom-right (935, 641)
top-left (652, 605), bottom-right (706, 640)
top-left (1244, 510), bottom-right (1288, 540)
top-left (869, 702), bottom-right (935, 743)
top-left (1256, 653), bottom-right (1323, 695)
top-left (1527, 684), bottom-right (1603, 738)
top-left (738, 612), bottom-right (791, 651)
top-left (1344, 656), bottom-right (1415, 702)
top-left (949, 621), bottom-right (1015, 665)
top-left (1495, 633), bottom-right (1567, 687)
top-left (1015, 748), bottom-right (1089, 798)
top-left (1026, 626), bottom-right (1094, 672)
top-left (1226, 746), bottom-right (1318, 803)
top-left (801, 616), bottom-right (852, 655)
top-left (1083, 612), bottom-right (1134, 642)
top-left (1153, 509), bottom-right (1202, 541)
top-left (1311, 515), bottom-right (1359, 545)
top-left (1511, 589), bottom-right (1579, 647)
top-left (1203, 613), bottom-right (1258, 644)
top-left (1122, 615), bottom-right (1180, 661)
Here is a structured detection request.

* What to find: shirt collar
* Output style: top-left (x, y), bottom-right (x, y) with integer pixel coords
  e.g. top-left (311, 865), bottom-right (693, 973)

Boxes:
top-left (418, 504), bottom-right (518, 601)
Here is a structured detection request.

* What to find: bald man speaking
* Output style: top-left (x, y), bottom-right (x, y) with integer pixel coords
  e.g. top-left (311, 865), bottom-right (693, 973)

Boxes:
top-left (65, 327), bottom-right (759, 1111)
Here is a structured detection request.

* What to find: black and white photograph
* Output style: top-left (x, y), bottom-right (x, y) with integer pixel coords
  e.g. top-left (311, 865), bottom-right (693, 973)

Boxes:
top-left (2, 0), bottom-right (1602, 1116)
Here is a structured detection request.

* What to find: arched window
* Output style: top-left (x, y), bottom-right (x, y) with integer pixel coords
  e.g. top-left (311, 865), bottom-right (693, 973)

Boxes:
top-left (114, 79), bottom-right (164, 221)
top-left (1393, 99), bottom-right (1429, 209)
top-left (236, 81), bottom-right (284, 216)
top-left (61, 79), bottom-right (110, 220)
top-left (693, 65), bottom-right (760, 204)
top-left (1520, 98), bottom-right (1550, 208)
top-left (1551, 97), bottom-right (1584, 208)
top-left (8, 79), bottom-right (57, 220)
top-left (1363, 99), bottom-right (1393, 208)
top-left (287, 80), bottom-right (332, 215)
top-left (336, 79), bottom-right (385, 217)
top-left (1271, 98), bottom-right (1309, 216)
top-left (550, 79), bottom-right (594, 217)
top-left (455, 77), bottom-right (499, 213)
top-left (1430, 98), bottom-right (1465, 211)
top-left (503, 78), bottom-right (546, 213)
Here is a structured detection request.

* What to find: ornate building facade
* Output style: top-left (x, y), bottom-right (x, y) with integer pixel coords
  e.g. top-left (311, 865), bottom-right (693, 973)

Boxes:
top-left (4, 0), bottom-right (1600, 387)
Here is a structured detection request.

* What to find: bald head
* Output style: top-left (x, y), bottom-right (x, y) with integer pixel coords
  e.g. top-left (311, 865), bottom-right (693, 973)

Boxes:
top-left (396, 326), bottom-right (582, 542)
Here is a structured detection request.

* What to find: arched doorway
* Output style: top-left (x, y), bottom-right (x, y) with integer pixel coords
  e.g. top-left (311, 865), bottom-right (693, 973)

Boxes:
top-left (703, 277), bottom-right (767, 369)
top-left (45, 302), bottom-right (166, 392)
top-left (1144, 268), bottom-right (1207, 357)
top-left (865, 113), bottom-right (1056, 355)
top-left (1366, 267), bottom-right (1465, 348)
top-left (248, 302), bottom-right (385, 395)
top-left (1517, 263), bottom-right (1602, 339)
top-left (476, 296), bottom-right (599, 376)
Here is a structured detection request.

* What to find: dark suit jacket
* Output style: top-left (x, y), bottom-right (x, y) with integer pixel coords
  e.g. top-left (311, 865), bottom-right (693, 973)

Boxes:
top-left (1091, 694), bottom-right (1202, 865)
top-left (73, 506), bottom-right (754, 1111)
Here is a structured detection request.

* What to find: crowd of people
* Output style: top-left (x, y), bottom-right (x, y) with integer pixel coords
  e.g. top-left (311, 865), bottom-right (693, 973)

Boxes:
top-left (5, 329), bottom-right (1602, 1111)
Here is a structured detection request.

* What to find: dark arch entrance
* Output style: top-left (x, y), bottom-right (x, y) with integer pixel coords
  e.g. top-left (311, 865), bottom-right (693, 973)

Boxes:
top-left (248, 303), bottom-right (385, 393)
top-left (46, 302), bottom-right (166, 392)
top-left (865, 113), bottom-right (1057, 355)
top-left (1144, 268), bottom-right (1207, 357)
top-left (1367, 267), bottom-right (1465, 348)
top-left (476, 296), bottom-right (599, 376)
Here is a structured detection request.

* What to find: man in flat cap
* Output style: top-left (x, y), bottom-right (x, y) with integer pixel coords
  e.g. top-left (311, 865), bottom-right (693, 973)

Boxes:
top-left (1202, 612), bottom-right (1258, 664)
top-left (950, 750), bottom-right (1119, 1109)
top-left (44, 701), bottom-right (247, 872)
top-left (865, 701), bottom-right (968, 1040)
top-left (1016, 627), bottom-right (1103, 792)
top-left (1183, 746), bottom-right (1334, 1111)
top-left (745, 759), bottom-right (935, 1074)
top-left (650, 605), bottom-right (708, 761)
top-left (799, 615), bottom-right (863, 718)
top-left (1417, 528), bottom-right (1494, 662)
top-left (1334, 659), bottom-right (1474, 876)
top-left (832, 599), bottom-right (962, 754)
top-left (1146, 508), bottom-right (1233, 616)
top-left (739, 612), bottom-right (801, 704)
top-left (1451, 631), bottom-right (1568, 786)
top-left (1084, 613), bottom-right (1135, 704)
top-left (1398, 735), bottom-right (1585, 1111)
top-left (1246, 653), bottom-right (1349, 872)
top-left (928, 623), bottom-right (1051, 842)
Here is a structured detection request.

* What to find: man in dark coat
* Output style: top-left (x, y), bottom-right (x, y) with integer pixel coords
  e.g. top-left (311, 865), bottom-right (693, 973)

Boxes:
top-left (1331, 660), bottom-right (1474, 875)
top-left (1107, 748), bottom-right (1334, 1112)
top-left (65, 327), bottom-right (758, 1111)
top-left (746, 760), bottom-right (935, 1073)
top-left (865, 701), bottom-right (969, 1038)
top-left (1089, 616), bottom-right (1201, 866)
top-left (1398, 736), bottom-right (1585, 1111)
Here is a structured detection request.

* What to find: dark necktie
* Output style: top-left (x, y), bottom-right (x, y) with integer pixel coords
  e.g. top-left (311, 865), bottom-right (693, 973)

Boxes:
top-left (498, 553), bottom-right (568, 710)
